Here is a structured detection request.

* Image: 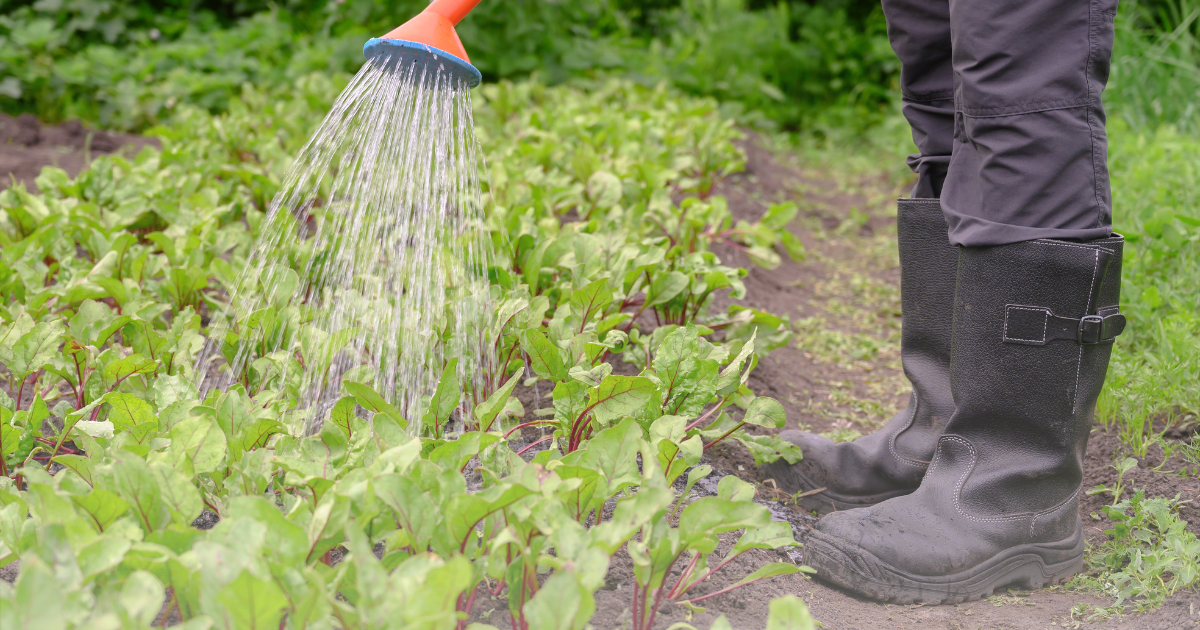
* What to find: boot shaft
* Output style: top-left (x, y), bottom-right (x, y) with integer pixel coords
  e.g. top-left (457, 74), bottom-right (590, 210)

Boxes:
top-left (894, 198), bottom-right (959, 458)
top-left (947, 236), bottom-right (1124, 516)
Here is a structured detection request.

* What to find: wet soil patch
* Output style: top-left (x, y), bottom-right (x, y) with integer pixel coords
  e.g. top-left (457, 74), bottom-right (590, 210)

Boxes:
top-left (0, 113), bottom-right (159, 192)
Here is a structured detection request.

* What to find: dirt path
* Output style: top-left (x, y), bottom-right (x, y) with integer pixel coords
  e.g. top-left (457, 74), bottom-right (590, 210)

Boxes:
top-left (0, 113), bottom-right (158, 192)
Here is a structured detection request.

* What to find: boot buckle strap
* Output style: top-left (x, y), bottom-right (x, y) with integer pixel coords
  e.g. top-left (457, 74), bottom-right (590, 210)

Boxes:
top-left (1003, 305), bottom-right (1126, 346)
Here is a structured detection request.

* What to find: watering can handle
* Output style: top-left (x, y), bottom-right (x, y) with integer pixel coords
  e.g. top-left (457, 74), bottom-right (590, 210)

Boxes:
top-left (426, 0), bottom-right (482, 25)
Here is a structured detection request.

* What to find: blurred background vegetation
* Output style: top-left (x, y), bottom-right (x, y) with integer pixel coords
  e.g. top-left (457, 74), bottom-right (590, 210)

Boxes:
top-left (2, 0), bottom-right (1191, 134)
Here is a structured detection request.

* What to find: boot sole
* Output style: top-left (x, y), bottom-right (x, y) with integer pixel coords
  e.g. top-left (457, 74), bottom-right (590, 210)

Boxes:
top-left (785, 467), bottom-right (915, 516)
top-left (804, 528), bottom-right (1084, 604)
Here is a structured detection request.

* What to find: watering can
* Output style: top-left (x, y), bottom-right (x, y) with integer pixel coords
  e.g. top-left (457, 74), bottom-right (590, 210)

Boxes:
top-left (363, 0), bottom-right (484, 87)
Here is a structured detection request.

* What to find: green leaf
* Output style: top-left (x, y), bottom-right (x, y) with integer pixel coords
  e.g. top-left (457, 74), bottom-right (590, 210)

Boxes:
top-left (588, 486), bottom-right (673, 555)
top-left (169, 416), bottom-right (227, 475)
top-left (570, 278), bottom-right (613, 328)
top-left (760, 202), bottom-right (798, 230)
top-left (104, 393), bottom-right (157, 431)
top-left (74, 420), bottom-right (115, 439)
top-left (374, 474), bottom-right (440, 552)
top-left (586, 375), bottom-right (659, 426)
top-left (646, 271), bottom-right (688, 307)
top-left (118, 570), bottom-right (166, 628)
top-left (715, 332), bottom-right (756, 396)
top-left (743, 396), bottom-right (786, 428)
top-left (216, 569), bottom-right (288, 630)
top-left (151, 461), bottom-right (203, 526)
top-left (678, 464), bottom-right (713, 506)
top-left (151, 374), bottom-right (195, 411)
top-left (343, 379), bottom-right (408, 427)
top-left (1, 413), bottom-right (19, 459)
top-left (10, 560), bottom-right (65, 630)
top-left (580, 418), bottom-right (644, 493)
top-left (328, 396), bottom-right (358, 438)
top-left (103, 354), bottom-right (158, 383)
top-left (779, 231), bottom-right (806, 261)
top-left (446, 483), bottom-right (535, 549)
top-left (735, 433), bottom-right (803, 466)
top-left (306, 494), bottom-right (350, 563)
top-left (475, 372), bottom-right (521, 431)
top-left (678, 498), bottom-right (768, 546)
top-left (716, 475), bottom-right (756, 502)
top-left (77, 536), bottom-right (132, 581)
top-left (586, 170), bottom-right (622, 209)
top-left (523, 570), bottom-right (596, 630)
top-left (421, 358), bottom-right (461, 429)
top-left (731, 521), bottom-right (798, 556)
top-left (69, 300), bottom-right (130, 347)
top-left (765, 594), bottom-right (817, 630)
top-left (8, 321), bottom-right (65, 377)
top-left (428, 432), bottom-right (500, 471)
top-left (652, 325), bottom-right (699, 394)
top-left (372, 412), bottom-right (410, 450)
top-left (238, 418), bottom-right (283, 451)
top-left (568, 363), bottom-right (612, 387)
top-left (106, 452), bottom-right (171, 533)
top-left (343, 381), bottom-right (407, 428)
top-left (52, 454), bottom-right (95, 485)
top-left (521, 329), bottom-right (567, 382)
top-left (224, 497), bottom-right (310, 566)
top-left (70, 489), bottom-right (130, 533)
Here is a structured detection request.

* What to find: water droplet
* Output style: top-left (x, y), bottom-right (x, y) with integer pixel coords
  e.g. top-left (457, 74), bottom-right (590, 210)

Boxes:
top-left (198, 56), bottom-right (494, 435)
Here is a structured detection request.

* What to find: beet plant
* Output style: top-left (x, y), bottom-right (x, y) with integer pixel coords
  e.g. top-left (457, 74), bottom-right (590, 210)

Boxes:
top-left (0, 78), bottom-right (815, 629)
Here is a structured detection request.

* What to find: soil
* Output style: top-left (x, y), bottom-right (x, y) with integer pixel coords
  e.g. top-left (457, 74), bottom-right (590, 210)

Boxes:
top-left (0, 113), bottom-right (159, 192)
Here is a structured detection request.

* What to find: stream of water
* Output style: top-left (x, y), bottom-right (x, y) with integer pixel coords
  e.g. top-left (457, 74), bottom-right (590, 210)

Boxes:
top-left (197, 53), bottom-right (493, 433)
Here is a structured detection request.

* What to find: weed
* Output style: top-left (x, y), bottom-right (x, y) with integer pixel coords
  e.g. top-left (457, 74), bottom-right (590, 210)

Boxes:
top-left (1068, 489), bottom-right (1200, 617)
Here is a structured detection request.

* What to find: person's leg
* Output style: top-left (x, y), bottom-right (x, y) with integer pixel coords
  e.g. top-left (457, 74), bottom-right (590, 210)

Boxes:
top-left (941, 0), bottom-right (1118, 245)
top-left (760, 0), bottom-right (958, 513)
top-left (886, 0), bottom-right (956, 198)
top-left (800, 0), bottom-right (1125, 601)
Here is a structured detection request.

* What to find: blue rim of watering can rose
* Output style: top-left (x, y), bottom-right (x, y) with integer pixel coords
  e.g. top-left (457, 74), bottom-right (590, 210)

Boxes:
top-left (363, 38), bottom-right (482, 88)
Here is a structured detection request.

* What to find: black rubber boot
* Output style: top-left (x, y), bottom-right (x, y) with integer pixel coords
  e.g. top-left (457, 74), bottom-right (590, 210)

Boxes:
top-left (762, 199), bottom-right (958, 514)
top-left (804, 235), bottom-right (1126, 604)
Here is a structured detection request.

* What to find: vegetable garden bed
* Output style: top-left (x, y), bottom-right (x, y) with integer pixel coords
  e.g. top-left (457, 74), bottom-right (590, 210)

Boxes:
top-left (1, 76), bottom-right (1198, 629)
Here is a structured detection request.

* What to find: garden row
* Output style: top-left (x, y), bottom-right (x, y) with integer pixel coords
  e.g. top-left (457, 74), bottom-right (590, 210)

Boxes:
top-left (0, 77), bottom-right (820, 629)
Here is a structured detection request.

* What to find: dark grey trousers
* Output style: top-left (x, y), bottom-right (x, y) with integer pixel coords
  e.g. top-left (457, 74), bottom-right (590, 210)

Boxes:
top-left (882, 0), bottom-right (1118, 246)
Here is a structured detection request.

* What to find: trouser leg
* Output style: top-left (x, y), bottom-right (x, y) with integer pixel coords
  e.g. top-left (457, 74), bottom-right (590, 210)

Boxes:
top-left (942, 0), bottom-right (1118, 246)
top-left (881, 0), bottom-right (955, 199)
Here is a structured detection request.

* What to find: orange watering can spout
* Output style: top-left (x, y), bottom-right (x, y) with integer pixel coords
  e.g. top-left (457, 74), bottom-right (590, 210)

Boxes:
top-left (425, 0), bottom-right (483, 27)
top-left (363, 0), bottom-right (483, 87)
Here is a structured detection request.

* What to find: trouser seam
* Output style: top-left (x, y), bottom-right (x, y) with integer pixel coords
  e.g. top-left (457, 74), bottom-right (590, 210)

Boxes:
top-left (961, 103), bottom-right (1088, 119)
top-left (1086, 0), bottom-right (1100, 227)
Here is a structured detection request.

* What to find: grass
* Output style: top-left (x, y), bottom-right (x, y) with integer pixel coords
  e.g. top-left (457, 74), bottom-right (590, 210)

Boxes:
top-left (1095, 122), bottom-right (1200, 454)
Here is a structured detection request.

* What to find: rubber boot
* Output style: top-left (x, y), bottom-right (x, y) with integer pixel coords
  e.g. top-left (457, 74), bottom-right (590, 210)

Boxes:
top-left (805, 235), bottom-right (1126, 604)
top-left (762, 198), bottom-right (958, 514)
